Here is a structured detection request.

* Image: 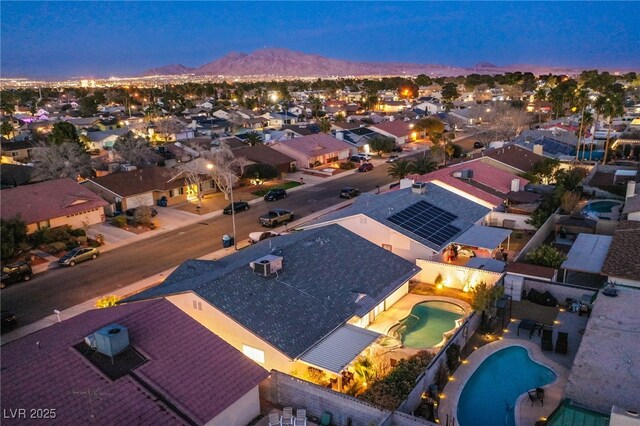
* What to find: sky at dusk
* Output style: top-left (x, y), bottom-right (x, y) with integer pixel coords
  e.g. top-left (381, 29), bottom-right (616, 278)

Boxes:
top-left (1, 1), bottom-right (638, 79)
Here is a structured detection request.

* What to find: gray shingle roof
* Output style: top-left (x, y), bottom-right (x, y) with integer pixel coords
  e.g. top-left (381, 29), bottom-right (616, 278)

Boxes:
top-left (315, 185), bottom-right (490, 251)
top-left (124, 225), bottom-right (420, 358)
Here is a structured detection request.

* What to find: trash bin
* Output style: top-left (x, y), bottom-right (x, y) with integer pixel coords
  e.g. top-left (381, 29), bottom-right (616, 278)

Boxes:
top-left (222, 234), bottom-right (234, 248)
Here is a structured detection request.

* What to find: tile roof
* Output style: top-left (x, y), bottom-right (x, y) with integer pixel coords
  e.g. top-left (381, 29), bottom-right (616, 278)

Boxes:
top-left (124, 225), bottom-right (420, 359)
top-left (85, 167), bottom-right (187, 197)
top-left (0, 178), bottom-right (108, 224)
top-left (0, 299), bottom-right (268, 426)
top-left (314, 185), bottom-right (490, 252)
top-left (601, 220), bottom-right (640, 281)
top-left (230, 144), bottom-right (295, 166)
top-left (370, 120), bottom-right (413, 137)
top-left (409, 160), bottom-right (528, 207)
top-left (272, 134), bottom-right (352, 157)
top-left (478, 143), bottom-right (546, 173)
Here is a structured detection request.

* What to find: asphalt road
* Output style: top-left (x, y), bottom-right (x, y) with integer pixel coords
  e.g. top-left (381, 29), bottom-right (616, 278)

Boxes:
top-left (2, 153), bottom-right (426, 326)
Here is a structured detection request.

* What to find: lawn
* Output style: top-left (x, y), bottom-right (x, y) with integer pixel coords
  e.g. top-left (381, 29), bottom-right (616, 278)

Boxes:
top-left (251, 181), bottom-right (302, 196)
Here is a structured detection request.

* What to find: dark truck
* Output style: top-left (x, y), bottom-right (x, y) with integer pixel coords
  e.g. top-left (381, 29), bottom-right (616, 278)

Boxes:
top-left (259, 208), bottom-right (294, 227)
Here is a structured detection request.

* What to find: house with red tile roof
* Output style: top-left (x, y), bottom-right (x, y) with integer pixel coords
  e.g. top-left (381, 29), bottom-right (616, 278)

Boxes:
top-left (82, 167), bottom-right (213, 214)
top-left (370, 119), bottom-right (416, 145)
top-left (0, 299), bottom-right (269, 426)
top-left (270, 133), bottom-right (352, 169)
top-left (0, 178), bottom-right (108, 233)
top-left (408, 160), bottom-right (530, 209)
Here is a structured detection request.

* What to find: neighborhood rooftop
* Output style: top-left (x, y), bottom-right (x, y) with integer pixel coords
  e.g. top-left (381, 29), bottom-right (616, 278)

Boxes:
top-left (124, 225), bottom-right (420, 358)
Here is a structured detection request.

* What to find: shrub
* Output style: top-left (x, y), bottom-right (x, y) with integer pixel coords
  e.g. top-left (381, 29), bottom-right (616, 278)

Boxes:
top-left (66, 240), bottom-right (79, 250)
top-left (31, 225), bottom-right (74, 246)
top-left (87, 238), bottom-right (102, 248)
top-left (243, 163), bottom-right (279, 181)
top-left (70, 228), bottom-right (86, 237)
top-left (95, 295), bottom-right (121, 308)
top-left (75, 236), bottom-right (88, 244)
top-left (524, 244), bottom-right (566, 269)
top-left (434, 361), bottom-right (449, 393)
top-left (446, 343), bottom-right (461, 372)
top-left (339, 161), bottom-right (356, 170)
top-left (111, 216), bottom-right (127, 228)
top-left (47, 242), bottom-right (68, 254)
top-left (133, 206), bottom-right (154, 226)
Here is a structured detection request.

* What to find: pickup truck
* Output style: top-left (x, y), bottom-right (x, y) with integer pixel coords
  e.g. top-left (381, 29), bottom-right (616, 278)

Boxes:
top-left (259, 209), bottom-right (294, 227)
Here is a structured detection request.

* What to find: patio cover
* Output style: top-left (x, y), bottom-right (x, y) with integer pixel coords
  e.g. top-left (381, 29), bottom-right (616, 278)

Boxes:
top-left (465, 257), bottom-right (506, 273)
top-left (561, 233), bottom-right (613, 274)
top-left (299, 324), bottom-right (381, 374)
top-left (452, 225), bottom-right (512, 250)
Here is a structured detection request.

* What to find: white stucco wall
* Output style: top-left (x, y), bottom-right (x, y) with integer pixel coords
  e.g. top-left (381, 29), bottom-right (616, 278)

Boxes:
top-left (206, 385), bottom-right (261, 426)
top-left (415, 259), bottom-right (503, 291)
top-left (606, 275), bottom-right (640, 289)
top-left (27, 208), bottom-right (104, 234)
top-left (628, 211), bottom-right (640, 222)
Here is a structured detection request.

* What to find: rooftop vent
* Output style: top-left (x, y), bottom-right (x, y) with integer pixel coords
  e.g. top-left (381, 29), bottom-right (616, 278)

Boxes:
top-left (411, 182), bottom-right (426, 195)
top-left (250, 255), bottom-right (284, 277)
top-left (453, 169), bottom-right (474, 179)
top-left (94, 324), bottom-right (130, 359)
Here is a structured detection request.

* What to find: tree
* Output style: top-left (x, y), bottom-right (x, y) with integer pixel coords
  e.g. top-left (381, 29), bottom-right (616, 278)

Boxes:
top-left (411, 156), bottom-right (438, 175)
top-left (49, 121), bottom-right (82, 148)
top-left (524, 244), bottom-right (566, 268)
top-left (31, 141), bottom-right (94, 181)
top-left (601, 93), bottom-right (625, 165)
top-left (153, 117), bottom-right (183, 143)
top-left (132, 205), bottom-right (155, 226)
top-left (112, 131), bottom-right (155, 167)
top-left (368, 136), bottom-right (396, 156)
top-left (416, 116), bottom-right (445, 135)
top-left (244, 131), bottom-right (263, 146)
top-left (79, 96), bottom-right (98, 117)
top-left (387, 160), bottom-right (413, 180)
top-left (243, 163), bottom-right (279, 186)
top-left (525, 158), bottom-right (560, 184)
top-left (470, 281), bottom-right (504, 330)
top-left (318, 117), bottom-right (331, 134)
top-left (201, 142), bottom-right (248, 200)
top-left (173, 160), bottom-right (208, 208)
top-left (441, 82), bottom-right (459, 102)
top-left (1, 120), bottom-right (13, 139)
top-left (560, 191), bottom-right (581, 214)
top-left (0, 215), bottom-right (28, 261)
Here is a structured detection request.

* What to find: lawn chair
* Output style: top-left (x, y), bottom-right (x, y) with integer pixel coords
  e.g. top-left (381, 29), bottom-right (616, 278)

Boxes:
top-left (555, 331), bottom-right (568, 354)
top-left (281, 407), bottom-right (294, 426)
top-left (528, 387), bottom-right (545, 406)
top-left (541, 328), bottom-right (553, 352)
top-left (268, 413), bottom-right (280, 426)
top-left (319, 411), bottom-right (331, 426)
top-left (294, 409), bottom-right (307, 426)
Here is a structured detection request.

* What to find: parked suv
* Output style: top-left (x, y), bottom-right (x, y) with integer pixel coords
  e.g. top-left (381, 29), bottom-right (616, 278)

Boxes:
top-left (339, 187), bottom-right (360, 199)
top-left (349, 155), bottom-right (365, 163)
top-left (223, 201), bottom-right (250, 215)
top-left (358, 163), bottom-right (374, 172)
top-left (264, 188), bottom-right (287, 202)
top-left (1, 262), bottom-right (32, 289)
top-left (58, 247), bottom-right (100, 267)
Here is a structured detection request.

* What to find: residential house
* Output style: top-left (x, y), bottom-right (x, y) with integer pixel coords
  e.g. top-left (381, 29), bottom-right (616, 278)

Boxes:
top-left (601, 220), bottom-right (640, 288)
top-left (280, 124), bottom-right (320, 139)
top-left (0, 299), bottom-right (269, 426)
top-left (0, 139), bottom-right (36, 163)
top-left (333, 126), bottom-right (385, 154)
top-left (270, 133), bottom-right (352, 169)
top-left (83, 128), bottom-right (129, 150)
top-left (461, 143), bottom-right (547, 175)
top-left (123, 225), bottom-right (420, 384)
top-left (82, 167), bottom-right (213, 213)
top-left (192, 116), bottom-right (233, 137)
top-left (63, 116), bottom-right (102, 130)
top-left (376, 100), bottom-right (408, 113)
top-left (268, 111), bottom-right (300, 129)
top-left (370, 119), bottom-right (415, 145)
top-left (0, 163), bottom-right (39, 189)
top-left (0, 178), bottom-right (108, 233)
top-left (225, 138), bottom-right (296, 174)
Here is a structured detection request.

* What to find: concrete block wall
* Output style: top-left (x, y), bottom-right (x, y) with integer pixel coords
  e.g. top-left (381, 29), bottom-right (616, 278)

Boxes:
top-left (514, 212), bottom-right (559, 261)
top-left (380, 411), bottom-right (438, 426)
top-left (523, 278), bottom-right (596, 304)
top-left (484, 211), bottom-right (537, 230)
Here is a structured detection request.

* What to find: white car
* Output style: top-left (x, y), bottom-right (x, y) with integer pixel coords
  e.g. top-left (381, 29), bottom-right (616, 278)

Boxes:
top-left (248, 231), bottom-right (286, 244)
top-left (357, 153), bottom-right (372, 161)
top-left (386, 155), bottom-right (400, 163)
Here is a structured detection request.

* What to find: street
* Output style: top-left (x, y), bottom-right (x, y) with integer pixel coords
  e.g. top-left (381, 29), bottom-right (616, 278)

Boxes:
top-left (1, 154), bottom-right (423, 326)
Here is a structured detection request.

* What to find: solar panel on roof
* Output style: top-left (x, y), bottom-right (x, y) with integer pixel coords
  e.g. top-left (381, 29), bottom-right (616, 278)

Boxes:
top-left (387, 200), bottom-right (461, 247)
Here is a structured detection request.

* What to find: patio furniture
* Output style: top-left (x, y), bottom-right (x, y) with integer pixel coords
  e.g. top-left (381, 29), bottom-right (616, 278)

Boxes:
top-left (294, 409), bottom-right (307, 426)
top-left (555, 331), bottom-right (568, 354)
top-left (528, 387), bottom-right (545, 406)
top-left (517, 319), bottom-right (538, 338)
top-left (281, 407), bottom-right (294, 426)
top-left (541, 329), bottom-right (553, 351)
top-left (268, 413), bottom-right (280, 426)
top-left (319, 411), bottom-right (332, 426)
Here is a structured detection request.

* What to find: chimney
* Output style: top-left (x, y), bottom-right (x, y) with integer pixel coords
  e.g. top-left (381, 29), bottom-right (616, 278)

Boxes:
top-left (511, 178), bottom-right (520, 192)
top-left (336, 131), bottom-right (344, 140)
top-left (533, 144), bottom-right (544, 156)
top-left (626, 181), bottom-right (637, 199)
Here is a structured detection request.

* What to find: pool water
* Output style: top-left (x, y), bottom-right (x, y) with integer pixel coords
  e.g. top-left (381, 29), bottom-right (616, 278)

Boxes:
top-left (457, 346), bottom-right (556, 426)
top-left (396, 301), bottom-right (464, 349)
top-left (582, 200), bottom-right (622, 213)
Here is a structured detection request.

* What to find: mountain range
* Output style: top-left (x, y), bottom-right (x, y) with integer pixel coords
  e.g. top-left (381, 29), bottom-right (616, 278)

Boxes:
top-left (142, 48), bottom-right (583, 78)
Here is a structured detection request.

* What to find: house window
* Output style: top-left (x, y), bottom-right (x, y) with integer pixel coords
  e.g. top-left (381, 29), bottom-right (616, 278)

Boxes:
top-left (373, 301), bottom-right (385, 318)
top-left (242, 345), bottom-right (265, 364)
top-left (382, 244), bottom-right (392, 252)
top-left (359, 216), bottom-right (368, 225)
top-left (169, 190), bottom-right (175, 197)
top-left (37, 220), bottom-right (50, 230)
top-left (178, 188), bottom-right (184, 195)
top-left (192, 300), bottom-right (202, 311)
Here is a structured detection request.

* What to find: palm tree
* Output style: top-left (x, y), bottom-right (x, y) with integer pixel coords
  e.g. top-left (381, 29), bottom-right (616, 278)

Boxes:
top-left (387, 160), bottom-right (413, 180)
top-left (573, 89), bottom-right (590, 161)
top-left (411, 156), bottom-right (438, 175)
top-left (245, 131), bottom-right (262, 146)
top-left (576, 110), bottom-right (593, 161)
top-left (318, 117), bottom-right (331, 134)
top-left (590, 95), bottom-right (607, 161)
top-left (601, 93), bottom-right (625, 165)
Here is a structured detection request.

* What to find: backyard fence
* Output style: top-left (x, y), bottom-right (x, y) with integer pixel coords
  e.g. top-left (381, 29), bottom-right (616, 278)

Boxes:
top-left (522, 276), bottom-right (597, 303)
top-left (514, 211), bottom-right (560, 261)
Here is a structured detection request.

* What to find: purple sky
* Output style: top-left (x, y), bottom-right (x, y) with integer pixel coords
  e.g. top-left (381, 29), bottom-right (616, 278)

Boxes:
top-left (1, 1), bottom-right (638, 78)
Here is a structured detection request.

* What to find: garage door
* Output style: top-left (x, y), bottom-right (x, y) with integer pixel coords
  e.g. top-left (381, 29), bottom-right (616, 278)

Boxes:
top-left (125, 193), bottom-right (155, 209)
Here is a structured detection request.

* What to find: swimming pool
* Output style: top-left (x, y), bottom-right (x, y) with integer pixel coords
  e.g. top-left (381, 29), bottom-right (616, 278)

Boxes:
top-left (457, 346), bottom-right (556, 426)
top-left (393, 301), bottom-right (465, 349)
top-left (581, 200), bottom-right (622, 213)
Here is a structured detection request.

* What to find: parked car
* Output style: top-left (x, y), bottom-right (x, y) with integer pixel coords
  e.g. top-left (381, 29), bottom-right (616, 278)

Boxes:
top-left (357, 153), bottom-right (372, 161)
top-left (386, 155), bottom-right (400, 163)
top-left (259, 209), bottom-right (294, 227)
top-left (125, 206), bottom-right (158, 217)
top-left (390, 145), bottom-right (403, 152)
top-left (223, 201), bottom-right (250, 215)
top-left (264, 188), bottom-right (287, 202)
top-left (349, 155), bottom-right (365, 163)
top-left (339, 187), bottom-right (360, 199)
top-left (248, 231), bottom-right (282, 244)
top-left (1, 311), bottom-right (17, 334)
top-left (58, 247), bottom-right (100, 267)
top-left (1, 262), bottom-right (32, 289)
top-left (358, 163), bottom-right (374, 172)
top-left (473, 141), bottom-right (485, 149)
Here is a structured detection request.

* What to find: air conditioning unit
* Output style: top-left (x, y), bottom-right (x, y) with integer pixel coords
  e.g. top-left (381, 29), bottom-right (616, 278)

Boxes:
top-left (250, 255), bottom-right (283, 276)
top-left (94, 324), bottom-right (129, 358)
top-left (459, 169), bottom-right (474, 179)
top-left (120, 164), bottom-right (137, 172)
top-left (411, 182), bottom-right (426, 195)
top-left (84, 334), bottom-right (97, 349)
